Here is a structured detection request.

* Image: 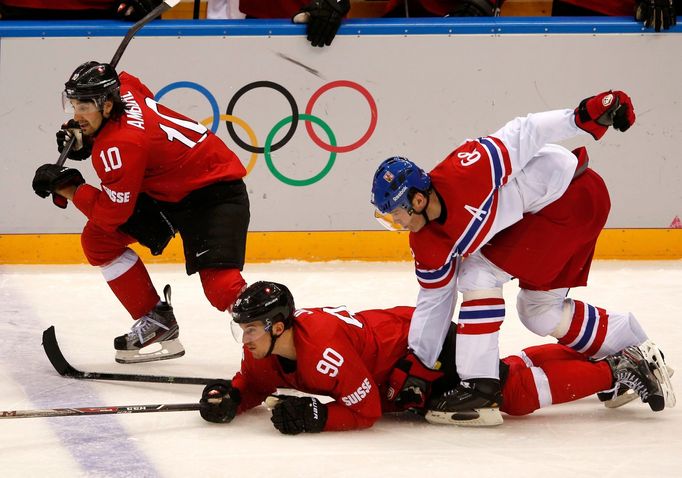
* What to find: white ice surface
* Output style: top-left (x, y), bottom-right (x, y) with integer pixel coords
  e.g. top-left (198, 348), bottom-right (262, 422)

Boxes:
top-left (1, 261), bottom-right (681, 478)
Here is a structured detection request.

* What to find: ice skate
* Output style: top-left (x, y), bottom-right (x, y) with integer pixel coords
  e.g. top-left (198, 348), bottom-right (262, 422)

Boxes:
top-left (604, 343), bottom-right (670, 411)
top-left (425, 378), bottom-right (503, 427)
top-left (599, 341), bottom-right (675, 409)
top-left (637, 340), bottom-right (675, 408)
top-left (114, 285), bottom-right (185, 364)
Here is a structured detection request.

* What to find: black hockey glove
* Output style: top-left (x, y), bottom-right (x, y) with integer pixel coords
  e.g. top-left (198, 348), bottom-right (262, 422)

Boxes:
top-left (293, 0), bottom-right (350, 47)
top-left (448, 0), bottom-right (501, 16)
top-left (32, 164), bottom-right (85, 209)
top-left (116, 0), bottom-right (163, 21)
top-left (200, 380), bottom-right (240, 424)
top-left (270, 395), bottom-right (328, 435)
top-left (118, 193), bottom-right (176, 256)
top-left (635, 0), bottom-right (676, 32)
top-left (56, 120), bottom-right (92, 161)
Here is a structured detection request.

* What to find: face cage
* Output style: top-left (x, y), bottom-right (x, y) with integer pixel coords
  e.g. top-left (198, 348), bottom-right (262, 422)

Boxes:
top-left (230, 319), bottom-right (271, 345)
top-left (62, 91), bottom-right (105, 114)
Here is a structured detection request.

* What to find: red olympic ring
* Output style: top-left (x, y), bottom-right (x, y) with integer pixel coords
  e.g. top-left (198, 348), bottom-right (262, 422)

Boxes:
top-left (304, 80), bottom-right (378, 154)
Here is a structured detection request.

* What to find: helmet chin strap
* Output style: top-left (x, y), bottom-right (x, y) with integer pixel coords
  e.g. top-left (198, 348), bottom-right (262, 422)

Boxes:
top-left (265, 329), bottom-right (281, 357)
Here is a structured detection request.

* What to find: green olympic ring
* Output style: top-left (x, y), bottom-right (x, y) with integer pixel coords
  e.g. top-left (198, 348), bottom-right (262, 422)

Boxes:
top-left (264, 114), bottom-right (336, 187)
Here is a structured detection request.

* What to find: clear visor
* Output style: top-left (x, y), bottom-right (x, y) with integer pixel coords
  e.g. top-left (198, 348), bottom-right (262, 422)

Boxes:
top-left (230, 320), bottom-right (269, 345)
top-left (62, 91), bottom-right (102, 114)
top-left (373, 209), bottom-right (408, 231)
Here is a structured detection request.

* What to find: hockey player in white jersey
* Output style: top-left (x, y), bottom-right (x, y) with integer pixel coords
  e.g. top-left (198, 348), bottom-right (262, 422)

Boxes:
top-left (370, 91), bottom-right (675, 426)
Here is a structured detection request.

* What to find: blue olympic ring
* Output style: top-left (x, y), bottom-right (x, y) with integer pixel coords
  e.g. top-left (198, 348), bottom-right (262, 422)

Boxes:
top-left (155, 81), bottom-right (221, 132)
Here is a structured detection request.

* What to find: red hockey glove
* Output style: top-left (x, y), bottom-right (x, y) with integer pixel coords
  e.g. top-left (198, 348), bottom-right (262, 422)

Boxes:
top-left (574, 91), bottom-right (636, 140)
top-left (386, 352), bottom-right (444, 410)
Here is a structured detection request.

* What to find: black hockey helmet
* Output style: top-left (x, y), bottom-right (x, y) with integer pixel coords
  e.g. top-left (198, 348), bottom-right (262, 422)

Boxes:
top-left (232, 281), bottom-right (295, 330)
top-left (62, 61), bottom-right (120, 110)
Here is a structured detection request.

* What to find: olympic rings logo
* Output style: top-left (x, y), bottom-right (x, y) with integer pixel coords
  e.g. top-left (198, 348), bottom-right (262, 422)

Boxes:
top-left (155, 80), bottom-right (378, 186)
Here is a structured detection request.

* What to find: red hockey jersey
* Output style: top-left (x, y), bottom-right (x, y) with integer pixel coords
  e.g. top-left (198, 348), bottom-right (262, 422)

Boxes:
top-left (407, 110), bottom-right (582, 367)
top-left (231, 306), bottom-right (414, 431)
top-left (73, 72), bottom-right (246, 232)
top-left (410, 137), bottom-right (512, 289)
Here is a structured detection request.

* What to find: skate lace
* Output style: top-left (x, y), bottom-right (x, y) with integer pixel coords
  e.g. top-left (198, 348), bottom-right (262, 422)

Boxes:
top-left (617, 371), bottom-right (649, 401)
top-left (441, 381), bottom-right (472, 397)
top-left (130, 314), bottom-right (169, 345)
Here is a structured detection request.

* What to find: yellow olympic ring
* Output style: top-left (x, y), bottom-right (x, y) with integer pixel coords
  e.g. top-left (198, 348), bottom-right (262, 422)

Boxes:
top-left (200, 114), bottom-right (259, 175)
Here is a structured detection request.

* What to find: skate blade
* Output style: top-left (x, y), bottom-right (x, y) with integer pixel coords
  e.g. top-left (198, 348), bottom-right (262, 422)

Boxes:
top-left (638, 340), bottom-right (676, 408)
top-left (115, 339), bottom-right (186, 364)
top-left (603, 389), bottom-right (638, 409)
top-left (425, 407), bottom-right (503, 427)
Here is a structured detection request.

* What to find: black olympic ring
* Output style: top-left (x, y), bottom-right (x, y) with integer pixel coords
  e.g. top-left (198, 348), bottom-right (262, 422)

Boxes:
top-left (225, 81), bottom-right (299, 154)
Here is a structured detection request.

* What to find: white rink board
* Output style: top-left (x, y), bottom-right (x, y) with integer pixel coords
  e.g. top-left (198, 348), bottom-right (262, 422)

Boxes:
top-left (1, 21), bottom-right (681, 233)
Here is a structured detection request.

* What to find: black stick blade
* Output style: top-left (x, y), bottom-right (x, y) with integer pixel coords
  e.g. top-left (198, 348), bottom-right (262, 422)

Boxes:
top-left (42, 325), bottom-right (78, 377)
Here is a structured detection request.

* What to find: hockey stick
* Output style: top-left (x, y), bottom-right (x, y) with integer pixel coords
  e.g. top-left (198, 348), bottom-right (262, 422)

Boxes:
top-left (110, 0), bottom-right (181, 69)
top-left (42, 326), bottom-right (221, 385)
top-left (1, 402), bottom-right (201, 419)
top-left (56, 136), bottom-right (77, 167)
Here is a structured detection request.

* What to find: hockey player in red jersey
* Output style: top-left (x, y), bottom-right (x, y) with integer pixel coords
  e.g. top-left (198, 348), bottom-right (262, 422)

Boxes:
top-left (370, 91), bottom-right (675, 425)
top-left (31, 61), bottom-right (249, 364)
top-left (198, 281), bottom-right (669, 432)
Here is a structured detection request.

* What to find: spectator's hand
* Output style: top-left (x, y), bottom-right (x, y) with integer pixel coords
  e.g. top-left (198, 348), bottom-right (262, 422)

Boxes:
top-left (117, 0), bottom-right (163, 22)
top-left (292, 0), bottom-right (351, 47)
top-left (448, 0), bottom-right (501, 17)
top-left (270, 395), bottom-right (328, 434)
top-left (199, 380), bottom-right (240, 424)
top-left (386, 352), bottom-right (444, 410)
top-left (575, 91), bottom-right (636, 140)
top-left (56, 120), bottom-right (91, 161)
top-left (635, 0), bottom-right (676, 32)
